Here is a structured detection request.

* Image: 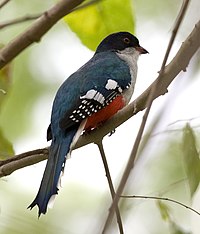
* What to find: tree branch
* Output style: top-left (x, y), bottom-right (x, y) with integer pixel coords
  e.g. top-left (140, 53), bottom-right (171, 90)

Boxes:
top-left (121, 195), bottom-right (200, 216)
top-left (96, 140), bottom-right (124, 234)
top-left (102, 0), bottom-right (192, 231)
top-left (0, 149), bottom-right (48, 177)
top-left (0, 0), bottom-right (10, 9)
top-left (0, 0), bottom-right (100, 30)
top-left (0, 14), bottom-right (42, 30)
top-left (0, 0), bottom-right (85, 69)
top-left (76, 18), bottom-right (200, 149)
top-left (0, 19), bottom-right (199, 178)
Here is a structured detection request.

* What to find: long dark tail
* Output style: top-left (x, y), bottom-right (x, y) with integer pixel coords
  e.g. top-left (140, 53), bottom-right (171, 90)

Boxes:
top-left (28, 128), bottom-right (78, 217)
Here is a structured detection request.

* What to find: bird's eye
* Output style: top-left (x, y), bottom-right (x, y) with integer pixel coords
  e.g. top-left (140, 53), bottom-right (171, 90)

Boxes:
top-left (123, 37), bottom-right (130, 44)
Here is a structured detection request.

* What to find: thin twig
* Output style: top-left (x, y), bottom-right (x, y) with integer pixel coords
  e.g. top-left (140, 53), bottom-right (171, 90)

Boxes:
top-left (96, 140), bottom-right (124, 234)
top-left (121, 195), bottom-right (200, 216)
top-left (0, 14), bottom-right (42, 30)
top-left (102, 1), bottom-right (191, 232)
top-left (0, 0), bottom-right (85, 69)
top-left (0, 0), bottom-right (10, 9)
top-left (160, 0), bottom-right (190, 73)
top-left (0, 0), bottom-right (101, 30)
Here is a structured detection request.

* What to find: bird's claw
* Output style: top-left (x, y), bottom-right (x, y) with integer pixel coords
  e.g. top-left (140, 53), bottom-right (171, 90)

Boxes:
top-left (108, 129), bottom-right (116, 136)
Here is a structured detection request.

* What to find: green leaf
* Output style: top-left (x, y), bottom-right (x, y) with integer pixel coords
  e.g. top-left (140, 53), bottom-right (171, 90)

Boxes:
top-left (157, 200), bottom-right (171, 221)
top-left (157, 201), bottom-right (191, 234)
top-left (182, 123), bottom-right (200, 196)
top-left (0, 52), bottom-right (47, 141)
top-left (65, 0), bottom-right (135, 50)
top-left (0, 128), bottom-right (14, 159)
top-left (0, 44), bottom-right (12, 109)
top-left (0, 44), bottom-right (14, 159)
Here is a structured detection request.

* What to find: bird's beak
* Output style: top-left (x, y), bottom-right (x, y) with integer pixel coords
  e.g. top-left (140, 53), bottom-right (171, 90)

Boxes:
top-left (135, 46), bottom-right (149, 54)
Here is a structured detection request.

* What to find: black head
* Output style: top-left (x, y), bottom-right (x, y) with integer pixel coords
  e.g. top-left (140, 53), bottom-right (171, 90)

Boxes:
top-left (96, 32), bottom-right (148, 54)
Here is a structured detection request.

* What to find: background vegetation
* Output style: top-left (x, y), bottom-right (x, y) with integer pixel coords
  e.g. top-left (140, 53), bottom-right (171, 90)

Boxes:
top-left (0, 0), bottom-right (200, 233)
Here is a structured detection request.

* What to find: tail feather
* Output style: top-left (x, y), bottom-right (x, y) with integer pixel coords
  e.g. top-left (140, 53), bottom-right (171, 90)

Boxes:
top-left (28, 128), bottom-right (78, 217)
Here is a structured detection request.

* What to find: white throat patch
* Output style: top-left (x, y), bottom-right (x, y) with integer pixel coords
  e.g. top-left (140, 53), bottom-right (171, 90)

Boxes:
top-left (116, 47), bottom-right (140, 104)
top-left (117, 47), bottom-right (140, 77)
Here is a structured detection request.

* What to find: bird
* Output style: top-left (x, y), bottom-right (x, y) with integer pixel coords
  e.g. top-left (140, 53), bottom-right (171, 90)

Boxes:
top-left (28, 31), bottom-right (148, 217)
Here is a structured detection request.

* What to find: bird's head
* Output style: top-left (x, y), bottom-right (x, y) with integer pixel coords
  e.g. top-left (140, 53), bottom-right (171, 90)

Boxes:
top-left (96, 32), bottom-right (148, 55)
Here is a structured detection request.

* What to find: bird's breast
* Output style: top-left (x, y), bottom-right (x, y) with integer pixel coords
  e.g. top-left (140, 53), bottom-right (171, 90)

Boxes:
top-left (84, 95), bottom-right (125, 131)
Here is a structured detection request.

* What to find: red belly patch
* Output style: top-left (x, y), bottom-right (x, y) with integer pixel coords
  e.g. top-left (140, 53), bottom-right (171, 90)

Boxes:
top-left (84, 95), bottom-right (125, 131)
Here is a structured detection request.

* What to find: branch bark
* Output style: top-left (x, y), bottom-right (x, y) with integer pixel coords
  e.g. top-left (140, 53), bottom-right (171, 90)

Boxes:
top-left (121, 195), bottom-right (200, 216)
top-left (102, 0), bottom-right (191, 231)
top-left (96, 141), bottom-right (124, 234)
top-left (0, 0), bottom-right (100, 30)
top-left (0, 14), bottom-right (42, 30)
top-left (76, 18), bottom-right (200, 148)
top-left (0, 19), bottom-right (199, 178)
top-left (0, 0), bottom-right (10, 9)
top-left (0, 0), bottom-right (84, 69)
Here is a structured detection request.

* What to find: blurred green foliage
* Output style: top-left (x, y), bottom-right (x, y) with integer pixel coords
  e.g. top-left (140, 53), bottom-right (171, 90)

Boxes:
top-left (182, 124), bottom-right (200, 196)
top-left (0, 128), bottom-right (14, 159)
top-left (0, 48), bottom-right (14, 158)
top-left (157, 201), bottom-right (192, 234)
top-left (0, 52), bottom-right (48, 141)
top-left (157, 200), bottom-right (171, 221)
top-left (65, 0), bottom-right (135, 50)
top-left (0, 0), bottom-right (200, 233)
top-left (0, 180), bottom-right (106, 234)
top-left (0, 1), bottom-right (55, 156)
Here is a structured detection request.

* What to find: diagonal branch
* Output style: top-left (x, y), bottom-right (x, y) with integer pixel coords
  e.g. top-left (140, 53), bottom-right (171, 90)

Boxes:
top-left (76, 18), bottom-right (200, 149)
top-left (0, 19), bottom-right (200, 178)
top-left (102, 1), bottom-right (192, 231)
top-left (0, 0), bottom-right (85, 69)
top-left (0, 0), bottom-right (10, 9)
top-left (0, 0), bottom-right (100, 30)
top-left (0, 149), bottom-right (48, 177)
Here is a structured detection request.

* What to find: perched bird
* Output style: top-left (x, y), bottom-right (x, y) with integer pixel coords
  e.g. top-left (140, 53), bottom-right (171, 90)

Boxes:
top-left (28, 32), bottom-right (148, 217)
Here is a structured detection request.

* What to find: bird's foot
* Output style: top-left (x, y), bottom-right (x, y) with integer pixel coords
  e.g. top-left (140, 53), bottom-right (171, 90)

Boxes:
top-left (108, 129), bottom-right (116, 136)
